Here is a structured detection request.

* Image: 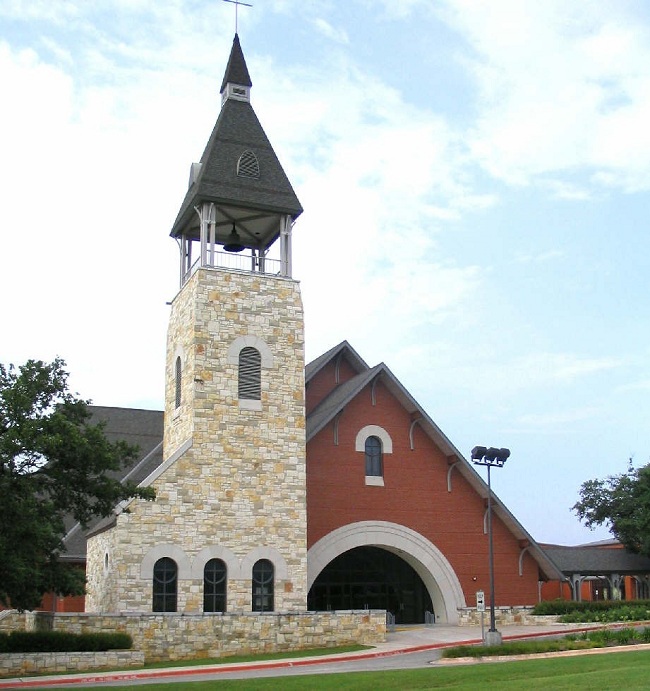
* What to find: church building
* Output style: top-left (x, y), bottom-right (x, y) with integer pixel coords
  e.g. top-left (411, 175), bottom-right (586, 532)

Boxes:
top-left (65, 35), bottom-right (568, 626)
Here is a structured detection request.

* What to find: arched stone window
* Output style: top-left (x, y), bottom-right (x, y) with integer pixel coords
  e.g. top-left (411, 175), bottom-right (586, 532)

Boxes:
top-left (356, 425), bottom-right (392, 487)
top-left (238, 347), bottom-right (261, 400)
top-left (153, 557), bottom-right (178, 612)
top-left (365, 436), bottom-right (383, 477)
top-left (204, 558), bottom-right (227, 613)
top-left (174, 356), bottom-right (182, 409)
top-left (252, 559), bottom-right (274, 612)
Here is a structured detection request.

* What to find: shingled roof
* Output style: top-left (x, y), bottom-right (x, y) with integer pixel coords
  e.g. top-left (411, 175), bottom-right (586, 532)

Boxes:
top-left (542, 545), bottom-right (650, 575)
top-left (61, 407), bottom-right (163, 561)
top-left (170, 34), bottom-right (303, 244)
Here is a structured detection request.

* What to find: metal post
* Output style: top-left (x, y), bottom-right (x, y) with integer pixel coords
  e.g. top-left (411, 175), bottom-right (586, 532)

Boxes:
top-left (471, 445), bottom-right (509, 647)
top-left (487, 463), bottom-right (496, 633)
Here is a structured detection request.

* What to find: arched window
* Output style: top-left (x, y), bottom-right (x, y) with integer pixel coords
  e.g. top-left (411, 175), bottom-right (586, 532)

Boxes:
top-left (175, 356), bottom-right (182, 409)
top-left (237, 150), bottom-right (260, 179)
top-left (365, 436), bottom-right (383, 477)
top-left (204, 559), bottom-right (227, 612)
top-left (252, 559), bottom-right (274, 612)
top-left (238, 347), bottom-right (261, 400)
top-left (153, 557), bottom-right (178, 612)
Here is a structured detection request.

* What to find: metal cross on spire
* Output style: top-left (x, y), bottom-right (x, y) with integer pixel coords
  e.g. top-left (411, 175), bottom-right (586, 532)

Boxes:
top-left (223, 0), bottom-right (253, 33)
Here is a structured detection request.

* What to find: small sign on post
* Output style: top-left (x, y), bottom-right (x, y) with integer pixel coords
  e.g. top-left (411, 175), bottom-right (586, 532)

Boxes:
top-left (476, 590), bottom-right (485, 612)
top-left (476, 590), bottom-right (486, 642)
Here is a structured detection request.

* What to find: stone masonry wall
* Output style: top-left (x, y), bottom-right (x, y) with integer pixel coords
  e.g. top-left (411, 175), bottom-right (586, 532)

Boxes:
top-left (0, 651), bottom-right (144, 678)
top-left (458, 606), bottom-right (561, 626)
top-left (86, 267), bottom-right (307, 614)
top-left (36, 610), bottom-right (385, 662)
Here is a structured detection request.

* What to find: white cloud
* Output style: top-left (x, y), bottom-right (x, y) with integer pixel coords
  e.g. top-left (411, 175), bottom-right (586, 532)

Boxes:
top-left (440, 0), bottom-right (650, 192)
top-left (312, 17), bottom-right (349, 44)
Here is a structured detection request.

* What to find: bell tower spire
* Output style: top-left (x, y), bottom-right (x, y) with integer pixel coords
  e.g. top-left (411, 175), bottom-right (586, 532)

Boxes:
top-left (170, 34), bottom-right (302, 286)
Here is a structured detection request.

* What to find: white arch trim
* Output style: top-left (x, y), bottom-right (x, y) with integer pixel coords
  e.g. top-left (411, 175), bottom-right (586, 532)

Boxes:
top-left (191, 545), bottom-right (241, 580)
top-left (355, 425), bottom-right (393, 453)
top-left (141, 544), bottom-right (192, 580)
top-left (308, 521), bottom-right (466, 624)
top-left (227, 335), bottom-right (274, 368)
top-left (240, 546), bottom-right (289, 580)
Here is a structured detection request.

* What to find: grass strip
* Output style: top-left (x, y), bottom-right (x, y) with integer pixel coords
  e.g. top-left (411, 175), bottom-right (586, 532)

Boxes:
top-left (53, 649), bottom-right (650, 690)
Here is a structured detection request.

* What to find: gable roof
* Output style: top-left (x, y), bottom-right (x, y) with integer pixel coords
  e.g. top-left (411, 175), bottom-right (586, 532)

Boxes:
top-left (306, 342), bottom-right (564, 581)
top-left (62, 346), bottom-right (563, 581)
top-left (305, 340), bottom-right (368, 383)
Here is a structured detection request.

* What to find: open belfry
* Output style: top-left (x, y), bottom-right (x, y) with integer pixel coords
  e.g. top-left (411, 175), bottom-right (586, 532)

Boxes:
top-left (85, 34), bottom-right (308, 613)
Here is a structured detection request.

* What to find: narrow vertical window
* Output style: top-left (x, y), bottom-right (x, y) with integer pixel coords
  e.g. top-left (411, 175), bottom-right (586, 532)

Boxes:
top-left (153, 557), bottom-right (178, 612)
top-left (238, 347), bottom-right (261, 400)
top-left (175, 356), bottom-right (182, 408)
top-left (204, 559), bottom-right (227, 613)
top-left (252, 559), bottom-right (274, 612)
top-left (365, 436), bottom-right (383, 477)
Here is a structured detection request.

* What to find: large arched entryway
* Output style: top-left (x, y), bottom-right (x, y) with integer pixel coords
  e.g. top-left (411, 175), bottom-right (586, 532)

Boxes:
top-left (308, 546), bottom-right (433, 624)
top-left (308, 521), bottom-right (466, 624)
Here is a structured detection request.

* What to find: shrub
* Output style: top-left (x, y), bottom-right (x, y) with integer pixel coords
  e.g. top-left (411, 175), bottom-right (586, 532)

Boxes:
top-left (532, 599), bottom-right (650, 618)
top-left (0, 631), bottom-right (132, 653)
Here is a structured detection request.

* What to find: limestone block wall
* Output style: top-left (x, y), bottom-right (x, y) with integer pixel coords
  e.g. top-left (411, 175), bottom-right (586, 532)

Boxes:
top-left (0, 651), bottom-right (144, 678)
top-left (457, 606), bottom-right (559, 626)
top-left (87, 267), bottom-right (307, 614)
top-left (37, 611), bottom-right (385, 662)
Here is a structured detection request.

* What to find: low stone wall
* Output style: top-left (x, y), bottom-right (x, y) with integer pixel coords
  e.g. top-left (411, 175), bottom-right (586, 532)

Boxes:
top-left (0, 650), bottom-right (144, 678)
top-left (33, 610), bottom-right (386, 662)
top-left (458, 607), bottom-right (560, 626)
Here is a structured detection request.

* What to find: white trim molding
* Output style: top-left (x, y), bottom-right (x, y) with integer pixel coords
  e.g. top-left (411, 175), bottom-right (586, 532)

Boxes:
top-left (141, 544), bottom-right (192, 580)
top-left (227, 335), bottom-right (274, 368)
top-left (355, 425), bottom-right (393, 453)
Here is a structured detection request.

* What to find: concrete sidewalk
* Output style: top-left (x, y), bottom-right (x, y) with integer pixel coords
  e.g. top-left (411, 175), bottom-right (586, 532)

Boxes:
top-left (0, 623), bottom-right (604, 689)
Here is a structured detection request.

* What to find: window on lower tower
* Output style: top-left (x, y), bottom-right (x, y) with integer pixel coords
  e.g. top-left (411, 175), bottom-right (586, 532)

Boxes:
top-left (204, 559), bottom-right (227, 613)
top-left (238, 347), bottom-right (261, 400)
top-left (365, 435), bottom-right (383, 477)
top-left (152, 557), bottom-right (178, 612)
top-left (175, 356), bottom-right (182, 409)
top-left (252, 559), bottom-right (274, 612)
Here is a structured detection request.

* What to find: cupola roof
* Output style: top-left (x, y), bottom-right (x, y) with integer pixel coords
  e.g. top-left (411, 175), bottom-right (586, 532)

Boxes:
top-left (170, 34), bottom-right (302, 251)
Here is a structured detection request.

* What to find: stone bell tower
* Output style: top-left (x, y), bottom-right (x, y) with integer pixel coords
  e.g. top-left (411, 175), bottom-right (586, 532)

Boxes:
top-left (164, 34), bottom-right (307, 611)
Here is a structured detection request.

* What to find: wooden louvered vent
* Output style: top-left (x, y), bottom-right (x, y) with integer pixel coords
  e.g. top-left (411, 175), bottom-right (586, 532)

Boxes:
top-left (238, 347), bottom-right (261, 399)
top-left (237, 150), bottom-right (260, 179)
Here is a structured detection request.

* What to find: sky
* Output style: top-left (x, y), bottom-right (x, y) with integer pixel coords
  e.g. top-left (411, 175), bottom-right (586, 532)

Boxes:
top-left (2, 0), bottom-right (650, 547)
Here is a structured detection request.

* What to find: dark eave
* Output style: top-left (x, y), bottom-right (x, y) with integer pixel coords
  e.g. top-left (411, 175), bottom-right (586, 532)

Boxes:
top-left (305, 340), bottom-right (369, 384)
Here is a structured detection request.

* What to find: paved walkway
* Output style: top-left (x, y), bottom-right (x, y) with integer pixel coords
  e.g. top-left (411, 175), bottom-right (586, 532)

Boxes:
top-left (0, 622), bottom-right (605, 689)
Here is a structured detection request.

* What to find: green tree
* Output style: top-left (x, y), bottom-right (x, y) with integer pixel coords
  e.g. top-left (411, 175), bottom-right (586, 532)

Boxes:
top-left (0, 358), bottom-right (155, 610)
top-left (573, 460), bottom-right (650, 558)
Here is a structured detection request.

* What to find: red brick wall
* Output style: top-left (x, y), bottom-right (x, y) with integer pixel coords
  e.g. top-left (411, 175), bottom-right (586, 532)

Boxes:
top-left (306, 358), bottom-right (359, 415)
top-left (306, 379), bottom-right (541, 606)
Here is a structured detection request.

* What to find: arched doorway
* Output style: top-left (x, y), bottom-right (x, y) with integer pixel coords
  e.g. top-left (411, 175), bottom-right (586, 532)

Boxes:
top-left (308, 546), bottom-right (433, 624)
top-left (307, 521), bottom-right (466, 624)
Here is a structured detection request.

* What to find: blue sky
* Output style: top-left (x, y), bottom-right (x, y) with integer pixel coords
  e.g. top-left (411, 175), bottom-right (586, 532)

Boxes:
top-left (2, 1), bottom-right (650, 546)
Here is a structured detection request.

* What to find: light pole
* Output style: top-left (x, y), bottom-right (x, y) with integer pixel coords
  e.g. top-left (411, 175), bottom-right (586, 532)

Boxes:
top-left (470, 445), bottom-right (511, 646)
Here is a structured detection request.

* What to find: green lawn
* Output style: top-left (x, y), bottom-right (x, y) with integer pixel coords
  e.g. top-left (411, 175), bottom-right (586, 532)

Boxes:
top-left (56, 649), bottom-right (650, 689)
